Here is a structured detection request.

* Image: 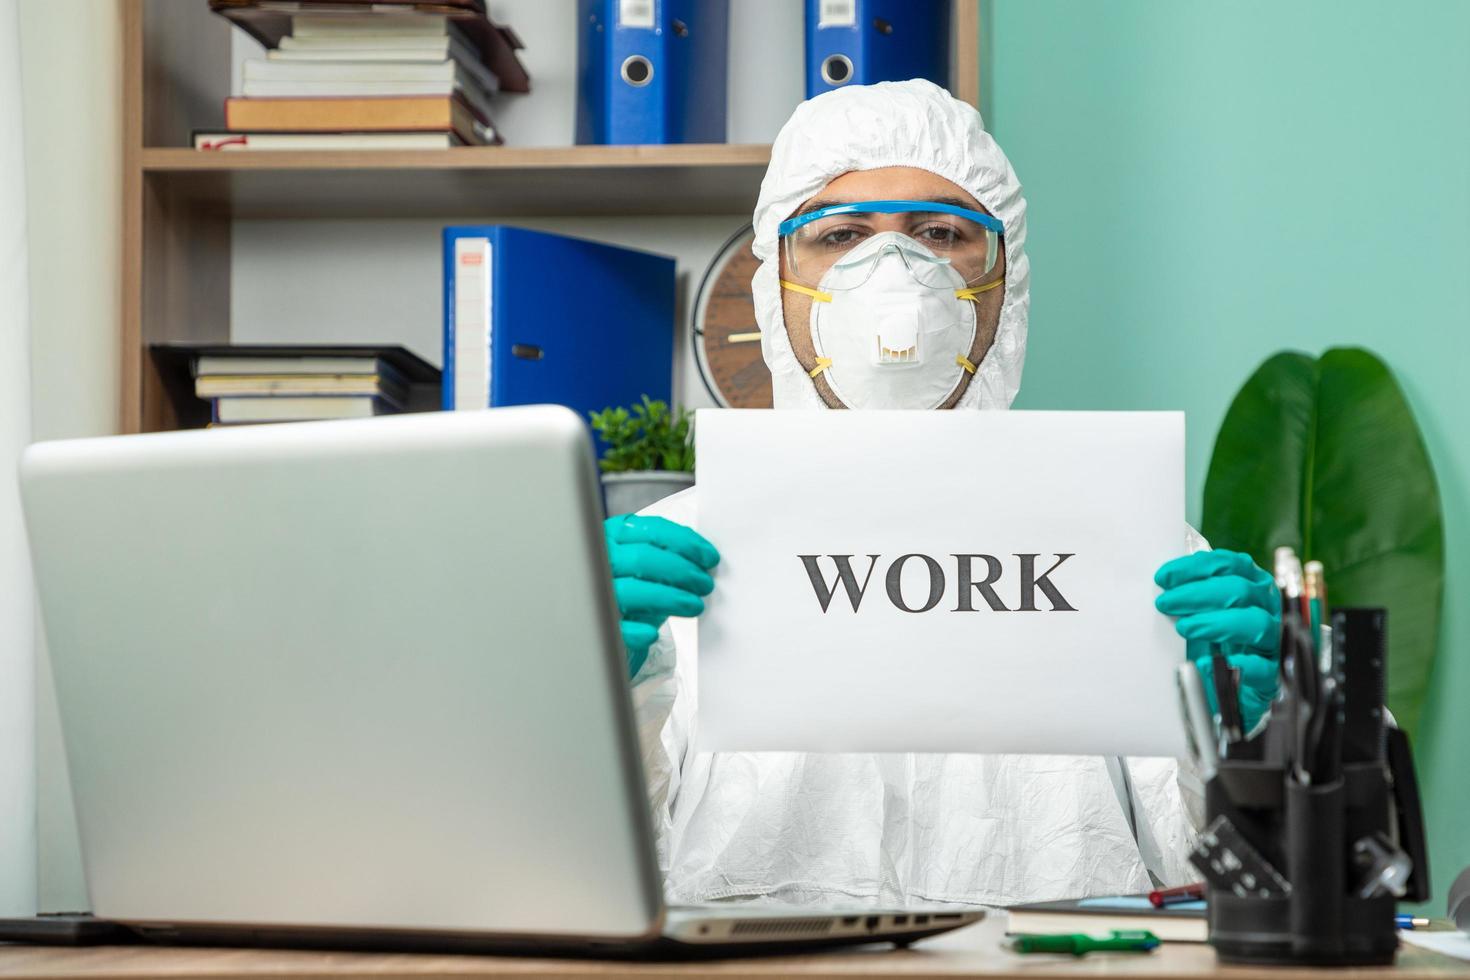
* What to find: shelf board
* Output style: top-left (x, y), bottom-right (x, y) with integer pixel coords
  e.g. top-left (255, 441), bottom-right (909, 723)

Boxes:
top-left (140, 144), bottom-right (772, 219)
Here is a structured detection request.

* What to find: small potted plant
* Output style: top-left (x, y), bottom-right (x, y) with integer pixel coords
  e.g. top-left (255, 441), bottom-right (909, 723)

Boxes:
top-left (590, 396), bottom-right (696, 515)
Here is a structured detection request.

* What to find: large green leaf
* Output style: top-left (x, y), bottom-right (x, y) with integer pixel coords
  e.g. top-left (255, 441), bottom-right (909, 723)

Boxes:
top-left (1202, 348), bottom-right (1444, 737)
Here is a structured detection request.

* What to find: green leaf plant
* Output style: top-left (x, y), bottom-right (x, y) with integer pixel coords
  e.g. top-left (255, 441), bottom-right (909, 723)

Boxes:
top-left (1201, 348), bottom-right (1444, 737)
top-left (588, 396), bottom-right (696, 474)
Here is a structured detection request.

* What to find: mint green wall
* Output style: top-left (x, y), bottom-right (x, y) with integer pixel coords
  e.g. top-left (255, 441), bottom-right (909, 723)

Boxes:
top-left (983, 1), bottom-right (1468, 911)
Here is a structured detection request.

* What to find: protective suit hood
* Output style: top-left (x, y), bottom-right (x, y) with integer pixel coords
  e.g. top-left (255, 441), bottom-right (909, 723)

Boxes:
top-left (751, 78), bottom-right (1030, 410)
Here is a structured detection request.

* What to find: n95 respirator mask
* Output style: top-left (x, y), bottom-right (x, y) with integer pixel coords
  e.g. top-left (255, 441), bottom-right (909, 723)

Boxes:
top-left (782, 232), bottom-right (998, 410)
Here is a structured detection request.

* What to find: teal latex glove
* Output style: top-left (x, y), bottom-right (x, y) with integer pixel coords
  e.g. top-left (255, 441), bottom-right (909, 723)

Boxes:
top-left (1154, 549), bottom-right (1282, 734)
top-left (604, 514), bottom-right (720, 678)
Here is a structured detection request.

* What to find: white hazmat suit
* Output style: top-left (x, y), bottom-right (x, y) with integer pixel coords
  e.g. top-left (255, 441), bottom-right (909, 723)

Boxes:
top-left (633, 80), bottom-right (1204, 909)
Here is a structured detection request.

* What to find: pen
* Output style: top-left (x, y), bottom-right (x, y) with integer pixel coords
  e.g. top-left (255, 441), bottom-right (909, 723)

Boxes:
top-left (1176, 662), bottom-right (1219, 781)
top-left (1149, 882), bottom-right (1206, 908)
top-left (1274, 546), bottom-right (1304, 597)
top-left (1304, 560), bottom-right (1326, 639)
top-left (1210, 646), bottom-right (1244, 749)
top-left (1304, 560), bottom-right (1330, 682)
top-left (1396, 915), bottom-right (1430, 930)
top-left (1274, 547), bottom-right (1305, 691)
top-left (1305, 560), bottom-right (1333, 676)
top-left (1004, 930), bottom-right (1160, 956)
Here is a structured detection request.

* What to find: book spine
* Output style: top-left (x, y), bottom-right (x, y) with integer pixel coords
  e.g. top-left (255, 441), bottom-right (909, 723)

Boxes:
top-left (446, 234), bottom-right (493, 410)
top-left (224, 95), bottom-right (457, 132)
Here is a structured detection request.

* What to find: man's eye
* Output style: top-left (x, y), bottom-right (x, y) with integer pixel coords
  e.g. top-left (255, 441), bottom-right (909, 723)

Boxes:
top-left (916, 224), bottom-right (962, 246)
top-left (817, 227), bottom-right (864, 248)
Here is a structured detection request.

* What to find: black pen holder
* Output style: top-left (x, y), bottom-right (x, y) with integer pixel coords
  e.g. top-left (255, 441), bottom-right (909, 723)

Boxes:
top-left (1196, 605), bottom-right (1431, 966)
top-left (1203, 760), bottom-right (1397, 965)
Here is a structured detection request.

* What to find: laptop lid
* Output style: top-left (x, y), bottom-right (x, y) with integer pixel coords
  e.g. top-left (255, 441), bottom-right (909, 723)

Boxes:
top-left (20, 406), bottom-right (663, 939)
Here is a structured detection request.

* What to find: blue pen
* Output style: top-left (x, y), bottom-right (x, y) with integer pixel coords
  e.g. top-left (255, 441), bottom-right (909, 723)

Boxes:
top-left (1396, 915), bottom-right (1430, 930)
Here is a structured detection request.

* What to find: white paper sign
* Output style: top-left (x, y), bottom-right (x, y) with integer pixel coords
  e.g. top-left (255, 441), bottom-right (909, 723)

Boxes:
top-left (695, 410), bottom-right (1188, 758)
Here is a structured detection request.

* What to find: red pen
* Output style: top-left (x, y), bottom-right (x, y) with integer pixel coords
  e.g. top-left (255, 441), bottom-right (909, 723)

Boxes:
top-left (1148, 882), bottom-right (1206, 908)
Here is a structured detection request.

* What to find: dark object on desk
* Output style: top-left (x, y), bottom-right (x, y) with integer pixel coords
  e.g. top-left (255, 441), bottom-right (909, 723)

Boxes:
top-left (150, 344), bottom-right (440, 430)
top-left (0, 913), bottom-right (137, 946)
top-left (1194, 606), bottom-right (1431, 966)
top-left (209, 0), bottom-right (530, 93)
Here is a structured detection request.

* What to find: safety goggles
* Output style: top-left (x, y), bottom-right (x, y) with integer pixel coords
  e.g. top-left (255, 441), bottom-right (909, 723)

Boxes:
top-left (778, 199), bottom-right (1004, 290)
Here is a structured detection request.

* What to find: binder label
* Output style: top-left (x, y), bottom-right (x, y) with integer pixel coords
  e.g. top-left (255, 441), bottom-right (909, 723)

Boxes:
top-left (619, 0), bottom-right (656, 29)
top-left (452, 237), bottom-right (492, 411)
top-left (818, 0), bottom-right (856, 28)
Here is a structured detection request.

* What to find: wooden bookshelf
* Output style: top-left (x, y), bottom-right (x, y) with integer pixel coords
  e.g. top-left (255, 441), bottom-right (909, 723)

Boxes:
top-left (140, 145), bottom-right (774, 219)
top-left (120, 0), bottom-right (981, 433)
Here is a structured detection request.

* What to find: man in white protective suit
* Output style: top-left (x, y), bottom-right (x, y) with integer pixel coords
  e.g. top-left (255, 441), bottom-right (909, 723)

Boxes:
top-left (602, 80), bottom-right (1284, 908)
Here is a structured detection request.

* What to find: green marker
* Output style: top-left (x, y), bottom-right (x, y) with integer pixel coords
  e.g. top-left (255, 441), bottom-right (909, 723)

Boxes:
top-left (1004, 930), bottom-right (1161, 956)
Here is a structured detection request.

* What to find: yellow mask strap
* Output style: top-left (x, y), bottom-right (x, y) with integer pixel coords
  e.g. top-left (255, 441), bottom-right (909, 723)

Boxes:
top-left (784, 278), bottom-right (999, 304)
top-left (779, 281), bottom-right (834, 380)
top-left (955, 278), bottom-right (1005, 302)
top-left (780, 279), bottom-right (833, 304)
top-left (956, 354), bottom-right (978, 375)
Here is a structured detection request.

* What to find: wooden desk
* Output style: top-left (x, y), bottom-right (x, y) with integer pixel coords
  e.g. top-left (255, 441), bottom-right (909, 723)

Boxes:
top-left (2, 918), bottom-right (1467, 980)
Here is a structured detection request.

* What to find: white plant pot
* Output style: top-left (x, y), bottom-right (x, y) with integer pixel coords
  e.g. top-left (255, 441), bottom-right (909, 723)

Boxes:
top-left (601, 470), bottom-right (695, 516)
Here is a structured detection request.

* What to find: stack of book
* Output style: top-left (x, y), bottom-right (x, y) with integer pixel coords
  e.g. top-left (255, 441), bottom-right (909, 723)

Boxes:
top-left (196, 351), bottom-right (413, 425)
top-left (203, 0), bottom-right (530, 150)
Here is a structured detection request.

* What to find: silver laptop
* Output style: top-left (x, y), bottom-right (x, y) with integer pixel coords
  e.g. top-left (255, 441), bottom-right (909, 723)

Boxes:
top-left (18, 405), bottom-right (981, 957)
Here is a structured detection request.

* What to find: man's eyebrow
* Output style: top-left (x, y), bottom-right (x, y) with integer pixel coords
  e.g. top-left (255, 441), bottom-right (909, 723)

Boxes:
top-left (793, 196), bottom-right (985, 218)
top-left (925, 196), bottom-right (982, 211)
top-left (795, 198), bottom-right (844, 217)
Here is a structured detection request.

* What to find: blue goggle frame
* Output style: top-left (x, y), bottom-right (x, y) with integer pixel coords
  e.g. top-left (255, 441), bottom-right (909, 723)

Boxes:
top-left (777, 199), bottom-right (1005, 238)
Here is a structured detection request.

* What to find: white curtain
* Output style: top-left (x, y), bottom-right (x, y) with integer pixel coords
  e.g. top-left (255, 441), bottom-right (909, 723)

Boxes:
top-left (0, 0), bottom-right (37, 917)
